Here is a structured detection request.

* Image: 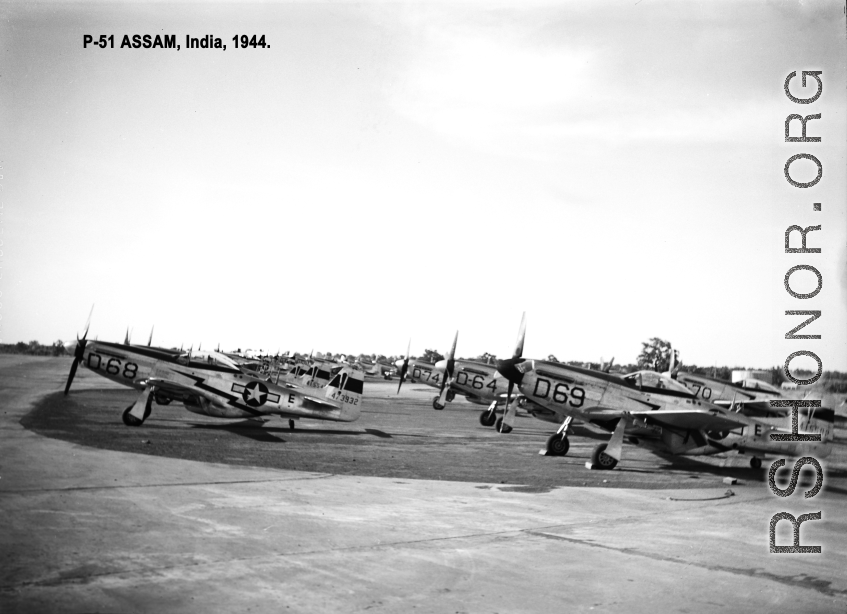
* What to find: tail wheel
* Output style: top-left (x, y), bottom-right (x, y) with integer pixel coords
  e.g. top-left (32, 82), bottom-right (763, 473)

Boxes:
top-left (122, 406), bottom-right (143, 427)
top-left (546, 434), bottom-right (570, 456)
top-left (433, 397), bottom-right (445, 410)
top-left (495, 417), bottom-right (513, 434)
top-left (479, 411), bottom-right (497, 427)
top-left (446, 390), bottom-right (455, 402)
top-left (591, 443), bottom-right (617, 470)
top-left (750, 457), bottom-right (762, 469)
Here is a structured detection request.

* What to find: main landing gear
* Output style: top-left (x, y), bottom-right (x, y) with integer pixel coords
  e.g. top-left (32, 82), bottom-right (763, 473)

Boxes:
top-left (289, 419), bottom-right (295, 430)
top-left (749, 457), bottom-right (762, 469)
top-left (479, 400), bottom-right (498, 427)
top-left (495, 417), bottom-right (513, 434)
top-left (122, 388), bottom-right (154, 427)
top-left (545, 416), bottom-right (573, 456)
top-left (590, 443), bottom-right (618, 470)
top-left (587, 416), bottom-right (628, 470)
top-left (432, 389), bottom-right (456, 410)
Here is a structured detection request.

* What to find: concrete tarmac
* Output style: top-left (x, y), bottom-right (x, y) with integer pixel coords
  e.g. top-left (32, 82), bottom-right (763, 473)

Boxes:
top-left (1, 356), bottom-right (845, 613)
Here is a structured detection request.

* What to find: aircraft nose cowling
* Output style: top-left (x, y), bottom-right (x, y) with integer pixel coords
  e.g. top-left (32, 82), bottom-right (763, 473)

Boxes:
top-left (433, 359), bottom-right (447, 373)
top-left (496, 358), bottom-right (526, 387)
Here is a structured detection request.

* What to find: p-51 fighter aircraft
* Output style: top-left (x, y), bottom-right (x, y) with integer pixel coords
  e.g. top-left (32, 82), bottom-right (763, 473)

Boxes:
top-left (394, 334), bottom-right (525, 426)
top-left (494, 315), bottom-right (832, 469)
top-left (63, 326), bottom-right (362, 428)
top-left (662, 349), bottom-right (786, 406)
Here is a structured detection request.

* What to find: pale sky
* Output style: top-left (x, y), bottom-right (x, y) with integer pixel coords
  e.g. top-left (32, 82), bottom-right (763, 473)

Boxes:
top-left (2, 0), bottom-right (845, 371)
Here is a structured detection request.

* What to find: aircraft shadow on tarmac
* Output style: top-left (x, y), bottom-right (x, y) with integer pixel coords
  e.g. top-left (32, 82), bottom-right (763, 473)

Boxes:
top-left (186, 421), bottom-right (393, 442)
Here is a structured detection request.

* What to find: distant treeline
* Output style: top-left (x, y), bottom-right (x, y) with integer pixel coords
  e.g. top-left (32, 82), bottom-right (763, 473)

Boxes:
top-left (1, 341), bottom-right (66, 356)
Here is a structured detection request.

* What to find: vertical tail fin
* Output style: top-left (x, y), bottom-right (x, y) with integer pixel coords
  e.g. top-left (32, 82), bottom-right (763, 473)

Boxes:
top-left (325, 367), bottom-right (363, 421)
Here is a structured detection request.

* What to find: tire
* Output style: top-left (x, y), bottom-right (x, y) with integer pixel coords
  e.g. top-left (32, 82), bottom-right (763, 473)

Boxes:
top-left (289, 419), bottom-right (295, 430)
top-left (122, 406), bottom-right (143, 427)
top-left (154, 393), bottom-right (171, 406)
top-left (479, 411), bottom-right (497, 427)
top-left (750, 457), bottom-right (762, 469)
top-left (446, 390), bottom-right (455, 402)
top-left (591, 443), bottom-right (618, 470)
top-left (546, 434), bottom-right (570, 456)
top-left (495, 417), bottom-right (513, 434)
top-left (433, 397), bottom-right (445, 410)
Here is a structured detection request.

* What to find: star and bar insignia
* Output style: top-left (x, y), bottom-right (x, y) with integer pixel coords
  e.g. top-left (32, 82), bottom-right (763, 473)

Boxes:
top-left (231, 381), bottom-right (281, 407)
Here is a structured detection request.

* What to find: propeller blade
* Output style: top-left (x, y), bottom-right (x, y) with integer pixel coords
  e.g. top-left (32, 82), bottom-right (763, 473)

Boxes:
top-left (397, 339), bottom-right (411, 394)
top-left (500, 380), bottom-right (517, 431)
top-left (438, 331), bottom-right (458, 397)
top-left (82, 305), bottom-right (93, 339)
top-left (513, 312), bottom-right (526, 359)
top-left (147, 326), bottom-right (154, 347)
top-left (63, 358), bottom-right (79, 396)
top-left (65, 310), bottom-right (92, 396)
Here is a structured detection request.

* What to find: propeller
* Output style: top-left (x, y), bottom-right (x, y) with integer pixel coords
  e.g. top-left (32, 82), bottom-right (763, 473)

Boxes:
top-left (496, 312), bottom-right (526, 432)
top-left (147, 326), bottom-right (154, 347)
top-left (396, 339), bottom-right (411, 394)
top-left (64, 307), bottom-right (93, 396)
top-left (435, 331), bottom-right (458, 406)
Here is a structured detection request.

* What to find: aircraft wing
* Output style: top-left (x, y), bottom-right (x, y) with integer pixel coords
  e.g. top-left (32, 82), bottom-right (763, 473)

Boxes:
top-left (714, 399), bottom-right (780, 417)
top-left (139, 377), bottom-right (199, 399)
top-left (300, 394), bottom-right (340, 411)
top-left (632, 408), bottom-right (749, 431)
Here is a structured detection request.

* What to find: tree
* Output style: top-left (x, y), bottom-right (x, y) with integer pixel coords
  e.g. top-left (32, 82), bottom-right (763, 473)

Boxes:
top-left (421, 348), bottom-right (444, 363)
top-left (473, 352), bottom-right (497, 364)
top-left (637, 338), bottom-right (674, 372)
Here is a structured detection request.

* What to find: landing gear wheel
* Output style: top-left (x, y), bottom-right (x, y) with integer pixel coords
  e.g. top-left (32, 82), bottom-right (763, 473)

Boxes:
top-left (546, 434), bottom-right (570, 456)
top-left (750, 457), bottom-right (762, 469)
top-left (479, 411), bottom-right (497, 427)
top-left (154, 393), bottom-right (171, 405)
top-left (289, 419), bottom-right (295, 430)
top-left (446, 390), bottom-right (455, 402)
top-left (591, 443), bottom-right (618, 470)
top-left (122, 406), bottom-right (144, 427)
top-left (495, 417), bottom-right (513, 434)
top-left (432, 397), bottom-right (445, 410)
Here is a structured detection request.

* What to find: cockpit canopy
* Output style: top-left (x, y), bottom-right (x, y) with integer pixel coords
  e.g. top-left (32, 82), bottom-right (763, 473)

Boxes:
top-left (738, 378), bottom-right (782, 395)
top-left (623, 370), bottom-right (692, 394)
top-left (176, 350), bottom-right (240, 370)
